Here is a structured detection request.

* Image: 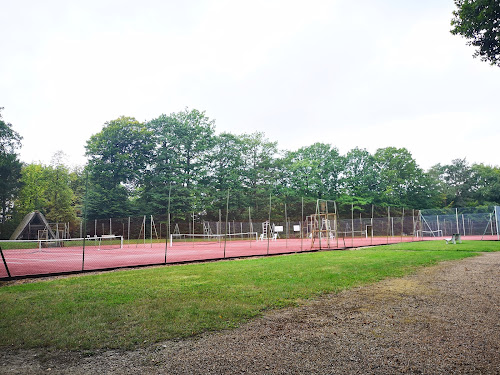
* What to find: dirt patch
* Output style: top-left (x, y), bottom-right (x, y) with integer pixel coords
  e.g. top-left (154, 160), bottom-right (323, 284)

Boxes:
top-left (1, 252), bottom-right (499, 374)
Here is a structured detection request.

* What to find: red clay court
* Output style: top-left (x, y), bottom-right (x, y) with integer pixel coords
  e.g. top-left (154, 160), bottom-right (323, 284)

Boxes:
top-left (1, 235), bottom-right (497, 279)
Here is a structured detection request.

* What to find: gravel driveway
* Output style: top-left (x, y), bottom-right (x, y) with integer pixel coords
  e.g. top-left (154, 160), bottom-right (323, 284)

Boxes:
top-left (1, 251), bottom-right (499, 374)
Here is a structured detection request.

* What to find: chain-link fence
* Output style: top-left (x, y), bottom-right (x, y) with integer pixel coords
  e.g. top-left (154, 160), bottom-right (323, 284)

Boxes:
top-left (2, 201), bottom-right (498, 279)
top-left (419, 206), bottom-right (499, 238)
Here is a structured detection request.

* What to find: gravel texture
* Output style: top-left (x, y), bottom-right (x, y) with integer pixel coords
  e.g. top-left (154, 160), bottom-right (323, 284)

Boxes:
top-left (1, 251), bottom-right (499, 374)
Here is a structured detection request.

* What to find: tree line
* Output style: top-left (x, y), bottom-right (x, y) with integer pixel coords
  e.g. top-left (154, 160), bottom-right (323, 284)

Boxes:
top-left (1, 107), bottom-right (499, 239)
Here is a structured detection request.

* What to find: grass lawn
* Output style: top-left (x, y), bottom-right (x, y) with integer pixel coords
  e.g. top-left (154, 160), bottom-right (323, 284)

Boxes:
top-left (0, 241), bottom-right (497, 350)
top-left (385, 240), bottom-right (500, 252)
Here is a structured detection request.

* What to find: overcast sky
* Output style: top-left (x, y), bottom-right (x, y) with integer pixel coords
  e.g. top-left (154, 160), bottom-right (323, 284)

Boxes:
top-left (1, 0), bottom-right (499, 170)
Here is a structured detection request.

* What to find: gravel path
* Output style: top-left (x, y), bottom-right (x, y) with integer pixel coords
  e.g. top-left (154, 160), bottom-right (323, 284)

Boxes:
top-left (1, 252), bottom-right (499, 374)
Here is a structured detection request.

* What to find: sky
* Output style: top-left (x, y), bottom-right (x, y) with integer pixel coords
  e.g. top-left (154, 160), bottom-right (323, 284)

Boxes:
top-left (1, 0), bottom-right (499, 171)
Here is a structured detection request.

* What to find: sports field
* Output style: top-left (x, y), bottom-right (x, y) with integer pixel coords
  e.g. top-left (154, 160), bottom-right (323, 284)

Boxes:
top-left (1, 234), bottom-right (497, 279)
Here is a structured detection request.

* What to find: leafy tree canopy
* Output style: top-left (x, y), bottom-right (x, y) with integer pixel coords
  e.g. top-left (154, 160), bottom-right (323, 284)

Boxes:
top-left (451, 0), bottom-right (500, 66)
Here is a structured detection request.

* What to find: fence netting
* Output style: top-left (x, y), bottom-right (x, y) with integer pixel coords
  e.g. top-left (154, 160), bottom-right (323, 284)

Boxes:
top-left (419, 206), bottom-right (499, 238)
top-left (1, 199), bottom-right (498, 279)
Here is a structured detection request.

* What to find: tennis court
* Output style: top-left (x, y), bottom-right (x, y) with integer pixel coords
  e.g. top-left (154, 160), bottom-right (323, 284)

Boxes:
top-left (3, 234), bottom-right (497, 279)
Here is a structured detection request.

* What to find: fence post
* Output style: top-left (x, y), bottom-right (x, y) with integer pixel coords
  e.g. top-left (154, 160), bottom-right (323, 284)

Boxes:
top-left (495, 206), bottom-right (500, 240)
top-left (0, 246), bottom-right (12, 279)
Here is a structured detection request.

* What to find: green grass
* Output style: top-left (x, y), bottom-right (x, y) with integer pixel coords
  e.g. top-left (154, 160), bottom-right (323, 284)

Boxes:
top-left (0, 241), bottom-right (497, 350)
top-left (385, 240), bottom-right (500, 252)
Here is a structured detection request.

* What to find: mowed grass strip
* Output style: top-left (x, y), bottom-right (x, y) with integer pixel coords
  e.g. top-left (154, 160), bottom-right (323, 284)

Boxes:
top-left (385, 240), bottom-right (500, 252)
top-left (0, 243), bottom-right (492, 350)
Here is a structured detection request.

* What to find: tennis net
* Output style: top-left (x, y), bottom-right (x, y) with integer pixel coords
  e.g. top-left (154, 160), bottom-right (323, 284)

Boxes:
top-left (170, 232), bottom-right (258, 246)
top-left (0, 235), bottom-right (124, 252)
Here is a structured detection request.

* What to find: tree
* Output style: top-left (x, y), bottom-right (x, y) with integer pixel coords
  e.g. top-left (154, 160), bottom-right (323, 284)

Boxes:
top-left (86, 116), bottom-right (153, 189)
top-left (471, 163), bottom-right (500, 205)
top-left (15, 164), bottom-right (49, 218)
top-left (373, 147), bottom-right (436, 208)
top-left (341, 147), bottom-right (377, 202)
top-left (451, 0), bottom-right (500, 66)
top-left (85, 116), bottom-right (153, 218)
top-left (429, 158), bottom-right (476, 207)
top-left (0, 108), bottom-right (23, 238)
top-left (207, 133), bottom-right (247, 212)
top-left (44, 152), bottom-right (77, 225)
top-left (281, 143), bottom-right (344, 200)
top-left (239, 132), bottom-right (278, 215)
top-left (142, 109), bottom-right (216, 216)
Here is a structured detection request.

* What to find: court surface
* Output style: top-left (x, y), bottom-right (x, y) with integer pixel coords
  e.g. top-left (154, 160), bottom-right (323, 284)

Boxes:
top-left (1, 235), bottom-right (497, 278)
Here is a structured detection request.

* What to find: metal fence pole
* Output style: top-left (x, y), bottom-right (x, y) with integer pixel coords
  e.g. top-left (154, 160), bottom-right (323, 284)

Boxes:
top-left (0, 246), bottom-right (11, 279)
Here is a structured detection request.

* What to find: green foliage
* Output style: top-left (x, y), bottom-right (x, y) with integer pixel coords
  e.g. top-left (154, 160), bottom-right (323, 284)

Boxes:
top-left (451, 0), bottom-right (500, 66)
top-left (142, 108), bottom-right (216, 215)
top-left (342, 147), bottom-right (377, 202)
top-left (429, 159), bottom-right (500, 207)
top-left (9, 107), bottom-right (498, 225)
top-left (281, 143), bottom-right (344, 200)
top-left (14, 157), bottom-right (78, 226)
top-left (85, 116), bottom-right (153, 219)
top-left (373, 147), bottom-right (437, 208)
top-left (86, 116), bottom-right (153, 189)
top-left (0, 108), bottom-right (23, 239)
top-left (387, 240), bottom-right (500, 252)
top-left (0, 107), bottom-right (22, 154)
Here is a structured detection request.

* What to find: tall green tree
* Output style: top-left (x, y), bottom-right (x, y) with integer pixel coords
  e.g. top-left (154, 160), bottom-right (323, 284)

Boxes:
top-left (451, 0), bottom-right (500, 66)
top-left (282, 143), bottom-right (344, 200)
top-left (143, 108), bottom-right (216, 216)
top-left (428, 158), bottom-right (475, 207)
top-left (14, 155), bottom-right (77, 225)
top-left (44, 152), bottom-right (77, 225)
top-left (0, 108), bottom-right (23, 238)
top-left (431, 160), bottom-right (500, 206)
top-left (373, 147), bottom-right (436, 208)
top-left (207, 132), bottom-right (247, 212)
top-left (340, 147), bottom-right (377, 202)
top-left (85, 116), bottom-right (153, 219)
top-left (238, 132), bottom-right (278, 216)
top-left (470, 163), bottom-right (500, 205)
top-left (15, 164), bottom-right (49, 218)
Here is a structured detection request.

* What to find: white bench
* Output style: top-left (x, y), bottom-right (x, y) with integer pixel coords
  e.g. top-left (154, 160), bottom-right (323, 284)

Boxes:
top-left (445, 233), bottom-right (462, 244)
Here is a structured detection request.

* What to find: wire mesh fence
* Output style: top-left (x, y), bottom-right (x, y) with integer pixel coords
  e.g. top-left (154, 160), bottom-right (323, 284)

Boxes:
top-left (1, 200), bottom-right (498, 279)
top-left (419, 207), bottom-right (499, 238)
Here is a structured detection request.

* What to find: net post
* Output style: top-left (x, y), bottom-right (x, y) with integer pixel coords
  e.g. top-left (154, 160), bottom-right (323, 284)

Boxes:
top-left (412, 209), bottom-right (415, 242)
top-left (401, 207), bottom-right (404, 243)
top-left (170, 234), bottom-right (173, 248)
top-left (371, 205), bottom-right (374, 245)
top-left (0, 246), bottom-right (11, 279)
top-left (143, 215), bottom-right (146, 246)
top-left (128, 217), bottom-right (131, 246)
top-left (495, 206), bottom-right (500, 240)
top-left (224, 190), bottom-right (229, 258)
top-left (284, 202), bottom-right (288, 249)
top-left (462, 214), bottom-right (466, 237)
top-left (267, 192), bottom-right (271, 255)
top-left (82, 170), bottom-right (89, 271)
top-left (300, 197), bottom-right (304, 252)
top-left (387, 206), bottom-right (390, 244)
top-left (351, 203), bottom-right (354, 247)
